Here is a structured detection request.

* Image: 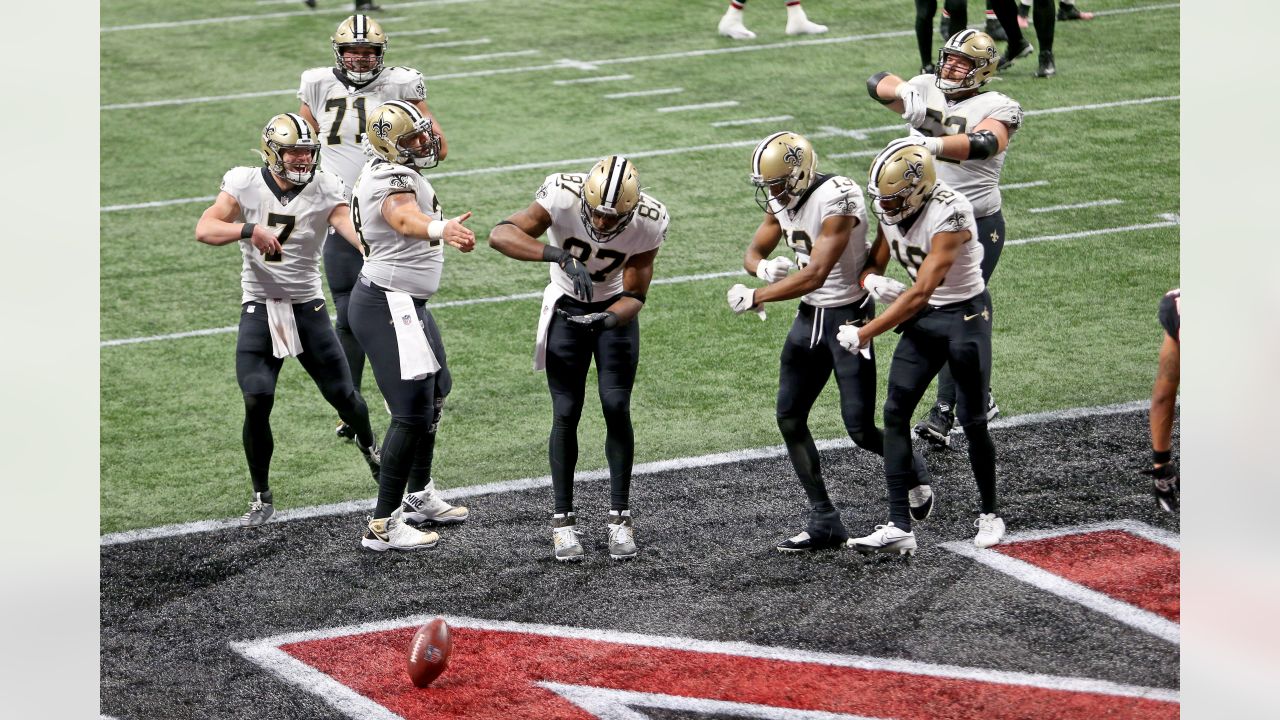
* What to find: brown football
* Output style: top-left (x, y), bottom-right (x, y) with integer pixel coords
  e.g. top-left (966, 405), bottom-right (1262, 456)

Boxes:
top-left (406, 617), bottom-right (452, 688)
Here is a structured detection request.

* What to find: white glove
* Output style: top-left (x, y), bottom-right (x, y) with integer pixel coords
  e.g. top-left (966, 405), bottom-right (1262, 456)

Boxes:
top-left (895, 82), bottom-right (926, 126)
top-left (904, 134), bottom-right (944, 157)
top-left (836, 323), bottom-right (872, 358)
top-left (862, 274), bottom-right (907, 304)
top-left (754, 256), bottom-right (794, 284)
top-left (727, 283), bottom-right (766, 320)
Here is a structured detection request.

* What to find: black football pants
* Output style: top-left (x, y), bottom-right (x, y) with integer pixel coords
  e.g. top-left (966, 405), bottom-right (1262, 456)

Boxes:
top-left (324, 229), bottom-right (370, 393)
top-left (936, 210), bottom-right (1005, 409)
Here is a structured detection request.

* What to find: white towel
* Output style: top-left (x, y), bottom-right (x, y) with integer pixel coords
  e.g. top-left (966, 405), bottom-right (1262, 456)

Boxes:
top-left (532, 283), bottom-right (567, 372)
top-left (265, 299), bottom-right (303, 359)
top-left (385, 291), bottom-right (440, 380)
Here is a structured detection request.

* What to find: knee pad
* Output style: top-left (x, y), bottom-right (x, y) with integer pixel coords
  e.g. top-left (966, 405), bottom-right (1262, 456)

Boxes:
top-left (242, 392), bottom-right (275, 419)
top-left (599, 389), bottom-right (631, 423)
top-left (776, 414), bottom-right (807, 442)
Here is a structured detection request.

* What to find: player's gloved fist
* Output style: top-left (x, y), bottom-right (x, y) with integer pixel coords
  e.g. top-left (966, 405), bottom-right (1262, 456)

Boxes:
top-left (727, 283), bottom-right (763, 318)
top-left (904, 135), bottom-right (944, 157)
top-left (1140, 462), bottom-right (1179, 513)
top-left (836, 323), bottom-right (867, 354)
top-left (895, 82), bottom-right (927, 126)
top-left (755, 256), bottom-right (794, 284)
top-left (862, 273), bottom-right (907, 304)
top-left (556, 309), bottom-right (619, 331)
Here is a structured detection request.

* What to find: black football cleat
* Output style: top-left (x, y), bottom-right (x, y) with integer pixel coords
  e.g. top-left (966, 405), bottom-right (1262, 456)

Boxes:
top-left (914, 403), bottom-right (955, 449)
top-left (1057, 4), bottom-right (1094, 21)
top-left (921, 63), bottom-right (937, 76)
top-left (336, 421), bottom-right (357, 441)
top-left (303, 0), bottom-right (316, 8)
top-left (998, 40), bottom-right (1034, 70)
top-left (777, 512), bottom-right (849, 553)
top-left (1141, 464), bottom-right (1179, 513)
top-left (1034, 51), bottom-right (1056, 78)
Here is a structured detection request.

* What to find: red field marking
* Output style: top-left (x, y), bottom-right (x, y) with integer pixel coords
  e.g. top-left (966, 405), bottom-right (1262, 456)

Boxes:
top-left (279, 625), bottom-right (1178, 720)
top-left (996, 530), bottom-right (1179, 622)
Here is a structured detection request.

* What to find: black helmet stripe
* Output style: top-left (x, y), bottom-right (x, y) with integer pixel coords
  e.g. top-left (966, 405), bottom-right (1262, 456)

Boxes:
top-left (285, 113), bottom-right (313, 143)
top-left (385, 100), bottom-right (422, 122)
top-left (752, 131), bottom-right (788, 176)
top-left (354, 14), bottom-right (366, 40)
top-left (602, 156), bottom-right (628, 209)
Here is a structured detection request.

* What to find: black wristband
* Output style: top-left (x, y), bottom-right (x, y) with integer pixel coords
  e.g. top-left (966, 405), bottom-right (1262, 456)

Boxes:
top-left (1152, 449), bottom-right (1172, 465)
top-left (619, 290), bottom-right (646, 304)
top-left (867, 72), bottom-right (893, 104)
top-left (541, 244), bottom-right (567, 263)
top-left (240, 223), bottom-right (256, 239)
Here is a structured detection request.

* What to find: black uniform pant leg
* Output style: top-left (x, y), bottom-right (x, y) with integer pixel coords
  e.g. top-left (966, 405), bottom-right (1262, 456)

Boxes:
top-left (914, 0), bottom-right (939, 67)
top-left (593, 317), bottom-right (641, 512)
top-left (234, 303), bottom-right (285, 494)
top-left (777, 307), bottom-right (838, 518)
top-left (989, 0), bottom-right (1028, 47)
top-left (293, 300), bottom-right (375, 450)
top-left (545, 311), bottom-right (595, 514)
top-left (324, 230), bottom-right (369, 392)
top-left (885, 320), bottom-right (952, 530)
top-left (949, 291), bottom-right (998, 515)
top-left (348, 281), bottom-right (434, 518)
top-left (406, 307), bottom-right (450, 494)
top-left (943, 0), bottom-right (968, 34)
top-left (937, 211), bottom-right (1004, 408)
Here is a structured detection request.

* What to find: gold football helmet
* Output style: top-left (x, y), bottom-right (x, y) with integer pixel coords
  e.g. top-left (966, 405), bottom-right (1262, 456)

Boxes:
top-left (260, 113), bottom-right (321, 184)
top-left (365, 101), bottom-right (440, 170)
top-left (936, 30), bottom-right (999, 96)
top-left (749, 131), bottom-right (817, 214)
top-left (580, 156), bottom-right (641, 243)
top-left (867, 139), bottom-right (937, 225)
top-left (332, 15), bottom-right (387, 84)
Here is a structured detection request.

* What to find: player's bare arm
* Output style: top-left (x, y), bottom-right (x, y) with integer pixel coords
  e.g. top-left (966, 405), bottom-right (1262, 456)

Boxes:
top-left (298, 103), bottom-right (319, 133)
top-left (860, 226), bottom-right (891, 284)
top-left (857, 228), bottom-right (971, 341)
top-left (381, 192), bottom-right (475, 252)
top-left (412, 100), bottom-right (447, 161)
top-left (743, 211), bottom-right (783, 276)
top-left (195, 192), bottom-right (282, 256)
top-left (606, 248), bottom-right (659, 326)
top-left (487, 203), bottom-right (556, 260)
top-left (754, 214), bottom-right (855, 305)
top-left (925, 117), bottom-right (1012, 162)
top-left (328, 203), bottom-right (363, 253)
top-left (1149, 334), bottom-right (1180, 459)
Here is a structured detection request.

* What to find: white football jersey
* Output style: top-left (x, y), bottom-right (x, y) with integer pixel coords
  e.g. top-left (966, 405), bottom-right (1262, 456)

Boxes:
top-left (534, 173), bottom-right (668, 300)
top-left (298, 66), bottom-right (429, 188)
top-left (879, 181), bottom-right (984, 306)
top-left (905, 74), bottom-right (1023, 218)
top-left (351, 159), bottom-right (444, 299)
top-left (773, 174), bottom-right (869, 308)
top-left (220, 166), bottom-right (347, 303)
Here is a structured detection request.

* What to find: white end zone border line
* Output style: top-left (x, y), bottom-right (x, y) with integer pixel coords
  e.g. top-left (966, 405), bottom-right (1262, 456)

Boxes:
top-left (230, 613), bottom-right (1178, 720)
top-left (101, 400), bottom-right (1161, 546)
top-left (940, 520), bottom-right (1180, 645)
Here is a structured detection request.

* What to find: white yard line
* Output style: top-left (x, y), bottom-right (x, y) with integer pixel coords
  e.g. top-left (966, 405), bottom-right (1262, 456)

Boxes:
top-left (1000, 180), bottom-right (1050, 190)
top-left (393, 28), bottom-right (451, 37)
top-left (101, 400), bottom-right (1155, 545)
top-left (417, 37), bottom-right (490, 49)
top-left (711, 115), bottom-right (794, 127)
top-left (101, 0), bottom-right (483, 32)
top-left (604, 87), bottom-right (684, 99)
top-left (460, 49), bottom-right (540, 61)
top-left (552, 74), bottom-right (634, 85)
top-left (1028, 199), bottom-right (1123, 214)
top-left (656, 100), bottom-right (739, 113)
top-left (100, 213), bottom-right (1175, 348)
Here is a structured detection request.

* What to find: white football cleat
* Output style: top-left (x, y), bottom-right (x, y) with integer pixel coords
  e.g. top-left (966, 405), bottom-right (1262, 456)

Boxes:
top-left (552, 512), bottom-right (585, 562)
top-left (848, 522), bottom-right (917, 556)
top-left (974, 513), bottom-right (1006, 548)
top-left (785, 6), bottom-right (827, 35)
top-left (607, 510), bottom-right (637, 560)
top-left (718, 8), bottom-right (756, 39)
top-left (362, 516), bottom-right (439, 551)
top-left (392, 478), bottom-right (469, 526)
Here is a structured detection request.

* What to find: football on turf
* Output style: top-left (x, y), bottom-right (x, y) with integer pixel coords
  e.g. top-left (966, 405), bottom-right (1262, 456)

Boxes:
top-left (407, 618), bottom-right (452, 688)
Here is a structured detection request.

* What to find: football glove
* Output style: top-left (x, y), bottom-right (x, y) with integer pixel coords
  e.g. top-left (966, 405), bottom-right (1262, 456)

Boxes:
top-left (755, 256), bottom-right (794, 284)
top-left (1140, 462), bottom-right (1179, 513)
top-left (862, 274), bottom-right (907, 304)
top-left (555, 253), bottom-right (594, 301)
top-left (556, 309), bottom-right (619, 331)
top-left (836, 323), bottom-right (872, 358)
top-left (727, 283), bottom-right (766, 320)
top-left (903, 134), bottom-right (944, 158)
top-left (895, 82), bottom-right (927, 126)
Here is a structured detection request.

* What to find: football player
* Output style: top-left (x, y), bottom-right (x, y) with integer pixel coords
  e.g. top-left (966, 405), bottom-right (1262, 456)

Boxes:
top-left (843, 140), bottom-right (1004, 555)
top-left (1010, 0), bottom-right (1094, 76)
top-left (194, 114), bottom-right (382, 528)
top-left (298, 15), bottom-right (449, 442)
top-left (1143, 289), bottom-right (1179, 513)
top-left (488, 157), bottom-right (667, 562)
top-left (347, 101), bottom-right (474, 551)
top-left (726, 132), bottom-right (931, 553)
top-left (717, 0), bottom-right (827, 40)
top-left (866, 30), bottom-right (1023, 451)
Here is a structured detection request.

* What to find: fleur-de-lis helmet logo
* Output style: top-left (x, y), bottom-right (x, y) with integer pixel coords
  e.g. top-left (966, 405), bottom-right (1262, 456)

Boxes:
top-left (782, 143), bottom-right (804, 167)
top-left (372, 118), bottom-right (394, 140)
top-left (902, 160), bottom-right (924, 183)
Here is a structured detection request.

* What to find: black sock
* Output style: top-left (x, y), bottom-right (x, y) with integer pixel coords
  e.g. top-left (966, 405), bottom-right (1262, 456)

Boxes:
top-left (991, 0), bottom-right (1027, 46)
top-left (375, 418), bottom-right (424, 518)
top-left (549, 415), bottom-right (579, 514)
top-left (963, 422), bottom-right (998, 514)
top-left (779, 416), bottom-right (835, 514)
top-left (335, 390), bottom-right (375, 450)
top-left (914, 0), bottom-right (939, 67)
top-left (243, 393), bottom-right (275, 494)
top-left (1032, 0), bottom-right (1055, 53)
